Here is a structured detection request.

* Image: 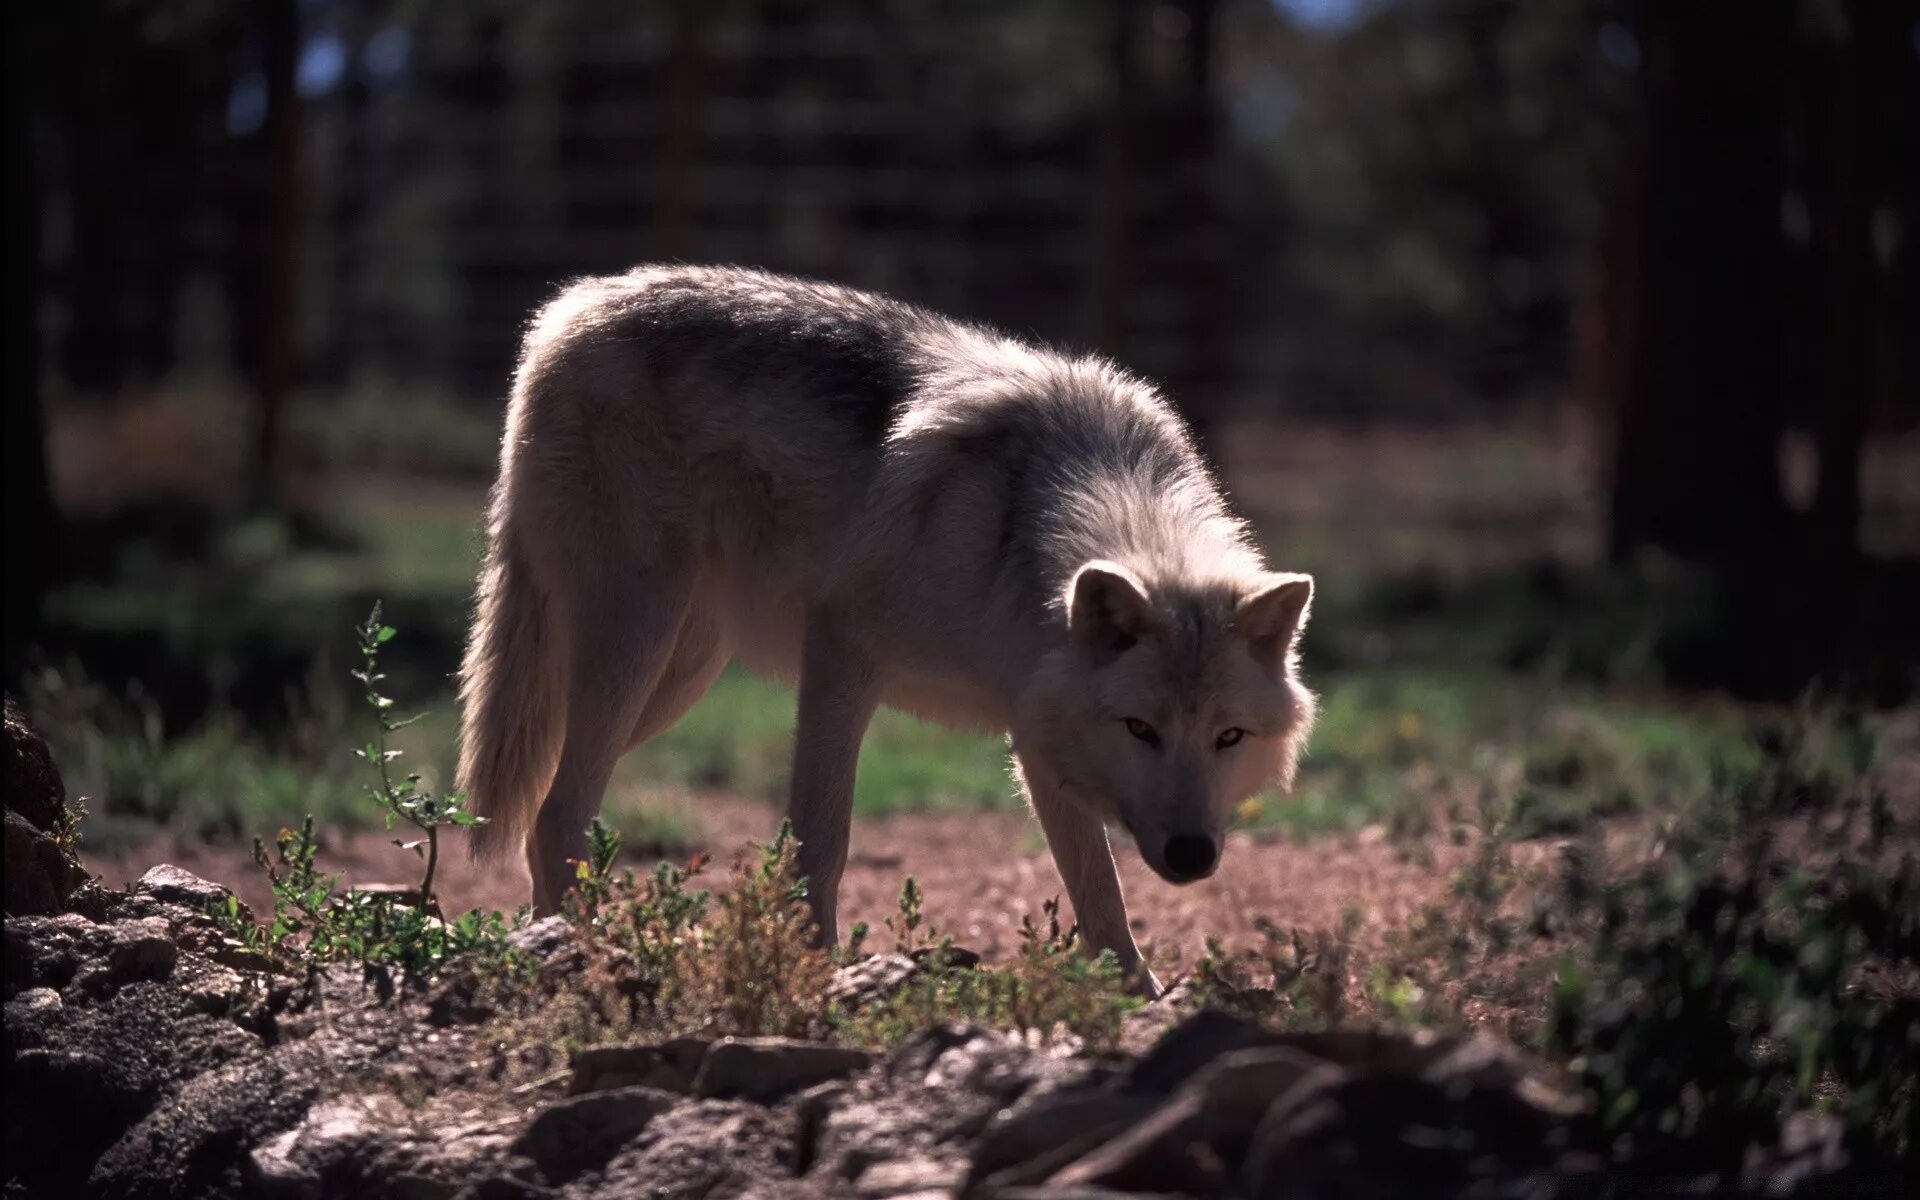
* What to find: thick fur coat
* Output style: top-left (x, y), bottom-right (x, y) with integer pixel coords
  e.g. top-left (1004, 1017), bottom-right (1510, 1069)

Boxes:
top-left (458, 265), bottom-right (1315, 991)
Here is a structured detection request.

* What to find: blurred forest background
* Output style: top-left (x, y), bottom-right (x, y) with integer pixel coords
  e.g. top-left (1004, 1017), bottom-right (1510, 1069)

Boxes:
top-left (4, 0), bottom-right (1917, 866)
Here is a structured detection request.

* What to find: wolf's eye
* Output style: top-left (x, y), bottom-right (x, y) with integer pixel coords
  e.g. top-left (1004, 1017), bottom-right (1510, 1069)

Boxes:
top-left (1216, 727), bottom-right (1248, 750)
top-left (1124, 718), bottom-right (1160, 747)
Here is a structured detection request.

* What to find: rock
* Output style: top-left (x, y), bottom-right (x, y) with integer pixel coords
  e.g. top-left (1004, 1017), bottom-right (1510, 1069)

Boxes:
top-left (179, 964), bottom-right (250, 1016)
top-left (7, 985), bottom-right (62, 1019)
top-left (511, 1085), bottom-right (680, 1179)
top-left (965, 1090), bottom-right (1156, 1191)
top-left (135, 864), bottom-right (250, 921)
top-left (505, 915), bottom-right (582, 973)
top-left (570, 1037), bottom-right (710, 1096)
top-left (73, 915), bottom-right (180, 994)
top-left (1126, 1007), bottom-right (1285, 1093)
top-left (3, 694), bottom-right (69, 832)
top-left (5, 810), bottom-right (88, 917)
top-left (591, 1100), bottom-right (792, 1199)
top-left (109, 916), bottom-right (179, 980)
top-left (3, 695), bottom-right (88, 917)
top-left (209, 937), bottom-right (282, 975)
top-left (855, 1155), bottom-right (964, 1197)
top-left (90, 1057), bottom-right (318, 1200)
top-left (427, 970), bottom-right (495, 1027)
top-left (4, 910), bottom-right (106, 995)
top-left (1046, 1047), bottom-right (1340, 1194)
top-left (693, 1038), bottom-right (874, 1103)
top-left (825, 953), bottom-right (918, 1011)
top-left (1239, 1059), bottom-right (1589, 1199)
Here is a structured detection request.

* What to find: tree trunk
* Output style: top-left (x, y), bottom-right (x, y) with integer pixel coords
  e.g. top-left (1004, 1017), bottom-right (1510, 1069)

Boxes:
top-left (1608, 2), bottom-right (1791, 570)
top-left (1084, 0), bottom-right (1139, 357)
top-left (4, 6), bottom-right (53, 683)
top-left (248, 0), bottom-right (302, 511)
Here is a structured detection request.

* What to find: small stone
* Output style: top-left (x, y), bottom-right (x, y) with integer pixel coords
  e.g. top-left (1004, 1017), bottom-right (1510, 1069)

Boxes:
top-left (570, 1037), bottom-right (709, 1095)
top-left (6, 985), bottom-right (61, 1017)
top-left (506, 915), bottom-right (581, 971)
top-left (856, 1156), bottom-right (963, 1197)
top-left (511, 1085), bottom-right (679, 1176)
top-left (825, 954), bottom-right (918, 1011)
top-left (180, 965), bottom-right (248, 1015)
top-left (107, 916), bottom-right (178, 981)
top-left (134, 864), bottom-right (249, 920)
top-left (693, 1038), bottom-right (874, 1103)
top-left (210, 937), bottom-right (281, 974)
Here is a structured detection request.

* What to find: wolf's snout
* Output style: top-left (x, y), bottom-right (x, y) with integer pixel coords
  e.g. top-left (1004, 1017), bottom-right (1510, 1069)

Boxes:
top-left (1161, 834), bottom-right (1219, 882)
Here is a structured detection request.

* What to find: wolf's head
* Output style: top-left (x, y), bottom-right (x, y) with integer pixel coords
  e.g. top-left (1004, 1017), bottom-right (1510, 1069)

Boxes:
top-left (1014, 560), bottom-right (1316, 885)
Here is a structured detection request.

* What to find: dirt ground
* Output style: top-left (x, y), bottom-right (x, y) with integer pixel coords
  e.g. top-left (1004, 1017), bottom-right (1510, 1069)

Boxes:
top-left (82, 793), bottom-right (1535, 972)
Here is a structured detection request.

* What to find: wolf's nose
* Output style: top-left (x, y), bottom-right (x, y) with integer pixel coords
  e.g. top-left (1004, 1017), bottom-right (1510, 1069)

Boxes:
top-left (1163, 834), bottom-right (1218, 881)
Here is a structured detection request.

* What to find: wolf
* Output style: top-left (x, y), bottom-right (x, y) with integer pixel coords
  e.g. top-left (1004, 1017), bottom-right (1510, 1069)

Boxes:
top-left (457, 265), bottom-right (1316, 992)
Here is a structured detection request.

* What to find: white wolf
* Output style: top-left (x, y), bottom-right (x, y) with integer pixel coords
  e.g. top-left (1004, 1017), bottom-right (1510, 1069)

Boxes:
top-left (458, 265), bottom-right (1315, 992)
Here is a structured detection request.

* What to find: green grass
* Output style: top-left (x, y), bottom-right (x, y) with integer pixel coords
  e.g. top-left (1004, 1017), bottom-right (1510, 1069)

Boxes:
top-left (622, 665), bottom-right (1018, 817)
top-left (1242, 669), bottom-right (1790, 841)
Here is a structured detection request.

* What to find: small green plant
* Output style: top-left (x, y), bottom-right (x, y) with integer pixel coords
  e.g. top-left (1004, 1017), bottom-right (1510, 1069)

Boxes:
top-left (1190, 913), bottom-right (1357, 1029)
top-left (351, 603), bottom-right (483, 909)
top-left (845, 884), bottom-right (1142, 1050)
top-left (216, 606), bottom-right (525, 985)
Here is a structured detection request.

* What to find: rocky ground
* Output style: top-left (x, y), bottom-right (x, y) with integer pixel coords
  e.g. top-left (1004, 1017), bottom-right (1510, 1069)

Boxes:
top-left (6, 699), bottom-right (1912, 1199)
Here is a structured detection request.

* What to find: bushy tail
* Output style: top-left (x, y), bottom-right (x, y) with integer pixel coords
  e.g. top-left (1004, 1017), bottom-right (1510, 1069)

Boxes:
top-left (458, 524), bottom-right (565, 863)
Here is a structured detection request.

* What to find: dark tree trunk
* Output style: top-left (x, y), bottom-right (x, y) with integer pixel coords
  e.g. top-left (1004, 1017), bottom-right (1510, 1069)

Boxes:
top-left (4, 8), bottom-right (53, 684)
top-left (1608, 1), bottom-right (1792, 572)
top-left (1606, 1), bottom-right (1803, 695)
top-left (248, 0), bottom-right (303, 511)
top-left (1084, 0), bottom-right (1139, 357)
top-left (1170, 0), bottom-right (1227, 472)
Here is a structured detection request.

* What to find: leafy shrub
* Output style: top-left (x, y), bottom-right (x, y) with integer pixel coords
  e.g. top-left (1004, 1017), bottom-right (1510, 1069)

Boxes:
top-left (216, 606), bottom-right (524, 986)
top-left (1549, 713), bottom-right (1919, 1163)
top-left (843, 887), bottom-right (1143, 1051)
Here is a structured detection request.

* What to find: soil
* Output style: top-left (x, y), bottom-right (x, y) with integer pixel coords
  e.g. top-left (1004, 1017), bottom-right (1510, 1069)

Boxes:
top-left (84, 794), bottom-right (1568, 972)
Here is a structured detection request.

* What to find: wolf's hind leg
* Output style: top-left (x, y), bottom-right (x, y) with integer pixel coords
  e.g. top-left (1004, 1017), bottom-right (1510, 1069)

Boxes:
top-left (786, 618), bottom-right (881, 946)
top-left (529, 559), bottom-right (698, 913)
top-left (1026, 782), bottom-right (1158, 996)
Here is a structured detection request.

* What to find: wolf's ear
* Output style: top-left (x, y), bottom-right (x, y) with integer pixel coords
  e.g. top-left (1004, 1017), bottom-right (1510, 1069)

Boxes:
top-left (1068, 560), bottom-right (1154, 663)
top-left (1234, 572), bottom-right (1313, 669)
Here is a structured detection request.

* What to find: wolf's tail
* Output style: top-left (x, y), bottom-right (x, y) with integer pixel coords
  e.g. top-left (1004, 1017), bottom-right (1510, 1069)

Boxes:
top-left (458, 519), bottom-right (565, 863)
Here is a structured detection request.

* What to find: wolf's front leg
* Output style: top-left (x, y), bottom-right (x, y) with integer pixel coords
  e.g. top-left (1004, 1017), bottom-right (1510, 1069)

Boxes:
top-left (1029, 789), bottom-right (1161, 998)
top-left (786, 620), bottom-right (881, 946)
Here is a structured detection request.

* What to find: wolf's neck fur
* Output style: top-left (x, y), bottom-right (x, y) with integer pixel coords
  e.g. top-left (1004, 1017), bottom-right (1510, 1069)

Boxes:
top-left (1020, 367), bottom-right (1262, 617)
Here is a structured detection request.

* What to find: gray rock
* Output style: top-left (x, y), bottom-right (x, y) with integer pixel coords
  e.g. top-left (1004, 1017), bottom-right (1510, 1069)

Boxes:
top-left (505, 916), bottom-right (580, 971)
top-left (3, 695), bottom-right (68, 831)
top-left (109, 916), bottom-right (179, 978)
top-left (693, 1037), bottom-right (874, 1103)
top-left (90, 1057), bottom-right (317, 1200)
top-left (592, 1099), bottom-right (792, 1199)
top-left (570, 1037), bottom-right (710, 1095)
top-left (510, 1085), bottom-right (680, 1177)
top-left (3, 695), bottom-right (88, 917)
top-left (75, 915), bottom-right (180, 993)
top-left (825, 953), bottom-right (918, 1011)
top-left (855, 1155), bottom-right (964, 1197)
top-left (135, 864), bottom-right (250, 921)
top-left (4, 910), bottom-right (105, 995)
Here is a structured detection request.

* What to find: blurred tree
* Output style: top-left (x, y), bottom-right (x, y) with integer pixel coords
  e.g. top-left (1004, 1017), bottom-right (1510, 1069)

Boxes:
top-left (1606, 1), bottom-right (1792, 573)
top-left (247, 0), bottom-right (304, 511)
top-left (5, 7), bottom-right (52, 683)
